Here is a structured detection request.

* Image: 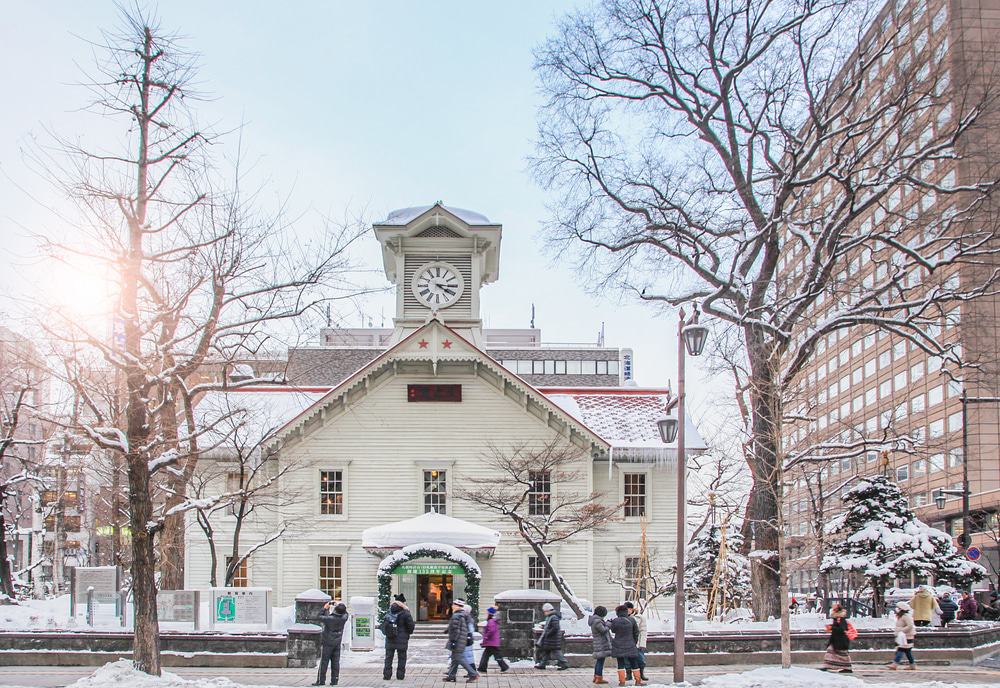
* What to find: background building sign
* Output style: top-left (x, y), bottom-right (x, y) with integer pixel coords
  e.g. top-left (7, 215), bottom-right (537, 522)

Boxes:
top-left (621, 349), bottom-right (634, 383)
top-left (209, 588), bottom-right (271, 628)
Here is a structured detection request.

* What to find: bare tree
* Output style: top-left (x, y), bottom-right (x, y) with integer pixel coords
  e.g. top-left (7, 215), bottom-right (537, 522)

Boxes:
top-left (457, 441), bottom-right (621, 619)
top-left (185, 394), bottom-right (302, 588)
top-left (534, 0), bottom-right (1000, 618)
top-left (606, 549), bottom-right (676, 613)
top-left (29, 7), bottom-right (364, 674)
top-left (0, 339), bottom-right (46, 598)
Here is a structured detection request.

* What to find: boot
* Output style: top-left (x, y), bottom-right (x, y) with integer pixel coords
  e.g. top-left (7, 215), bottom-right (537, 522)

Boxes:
top-left (886, 663), bottom-right (897, 670)
top-left (499, 660), bottom-right (510, 673)
top-left (904, 664), bottom-right (916, 671)
top-left (640, 670), bottom-right (649, 682)
top-left (617, 669), bottom-right (628, 686)
top-left (594, 676), bottom-right (609, 684)
top-left (632, 670), bottom-right (647, 686)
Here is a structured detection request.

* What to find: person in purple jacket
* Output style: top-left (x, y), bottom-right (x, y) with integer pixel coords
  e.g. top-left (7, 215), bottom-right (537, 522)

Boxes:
top-left (477, 607), bottom-right (510, 673)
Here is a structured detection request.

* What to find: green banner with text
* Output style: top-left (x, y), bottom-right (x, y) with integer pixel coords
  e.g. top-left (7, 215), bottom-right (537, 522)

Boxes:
top-left (392, 562), bottom-right (463, 576)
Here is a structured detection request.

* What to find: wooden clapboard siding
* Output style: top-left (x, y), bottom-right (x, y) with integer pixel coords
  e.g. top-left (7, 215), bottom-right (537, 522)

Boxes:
top-left (185, 363), bottom-right (679, 610)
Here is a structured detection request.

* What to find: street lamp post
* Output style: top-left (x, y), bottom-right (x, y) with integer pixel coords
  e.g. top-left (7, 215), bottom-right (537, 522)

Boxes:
top-left (934, 390), bottom-right (1000, 550)
top-left (656, 307), bottom-right (708, 684)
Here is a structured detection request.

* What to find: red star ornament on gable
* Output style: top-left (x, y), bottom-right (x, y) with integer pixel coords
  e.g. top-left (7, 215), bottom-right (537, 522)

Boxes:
top-left (418, 339), bottom-right (429, 349)
top-left (442, 339), bottom-right (453, 349)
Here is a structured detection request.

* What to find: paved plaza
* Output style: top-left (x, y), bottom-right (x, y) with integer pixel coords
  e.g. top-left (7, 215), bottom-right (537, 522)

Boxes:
top-left (0, 662), bottom-right (997, 688)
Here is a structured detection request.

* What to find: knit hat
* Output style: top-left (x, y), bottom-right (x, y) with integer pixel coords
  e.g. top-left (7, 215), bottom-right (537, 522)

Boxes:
top-left (487, 607), bottom-right (497, 614)
top-left (542, 602), bottom-right (554, 612)
top-left (394, 593), bottom-right (406, 603)
top-left (453, 598), bottom-right (467, 608)
top-left (896, 601), bottom-right (911, 612)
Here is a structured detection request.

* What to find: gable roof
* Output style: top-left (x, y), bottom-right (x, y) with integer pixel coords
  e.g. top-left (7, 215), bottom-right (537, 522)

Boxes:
top-left (541, 387), bottom-right (707, 462)
top-left (379, 203), bottom-right (493, 226)
top-left (266, 319), bottom-right (611, 453)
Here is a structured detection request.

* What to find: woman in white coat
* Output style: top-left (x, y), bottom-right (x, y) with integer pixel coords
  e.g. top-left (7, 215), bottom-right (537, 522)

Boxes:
top-left (887, 601), bottom-right (917, 670)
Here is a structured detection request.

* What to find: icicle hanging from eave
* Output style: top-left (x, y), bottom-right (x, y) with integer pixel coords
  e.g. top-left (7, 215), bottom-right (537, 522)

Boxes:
top-left (609, 446), bottom-right (679, 466)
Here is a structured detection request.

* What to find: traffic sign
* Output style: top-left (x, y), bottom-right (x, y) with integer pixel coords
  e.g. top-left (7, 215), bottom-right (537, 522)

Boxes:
top-left (966, 546), bottom-right (981, 561)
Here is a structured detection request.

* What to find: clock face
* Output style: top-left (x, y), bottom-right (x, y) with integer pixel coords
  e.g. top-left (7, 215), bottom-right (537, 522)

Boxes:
top-left (412, 262), bottom-right (465, 308)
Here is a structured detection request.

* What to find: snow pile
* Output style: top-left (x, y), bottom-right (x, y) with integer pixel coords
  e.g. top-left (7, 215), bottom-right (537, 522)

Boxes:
top-left (362, 512), bottom-right (500, 550)
top-left (696, 666), bottom-right (864, 688)
top-left (58, 661), bottom-right (294, 688)
top-left (377, 542), bottom-right (481, 576)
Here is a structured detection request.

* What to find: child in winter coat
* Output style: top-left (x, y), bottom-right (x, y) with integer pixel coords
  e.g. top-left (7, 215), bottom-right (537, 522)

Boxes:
top-left (887, 601), bottom-right (917, 671)
top-left (477, 607), bottom-right (509, 673)
top-left (589, 606), bottom-right (613, 684)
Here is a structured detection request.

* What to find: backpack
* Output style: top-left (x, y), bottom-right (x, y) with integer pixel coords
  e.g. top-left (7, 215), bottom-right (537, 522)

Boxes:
top-left (384, 610), bottom-right (399, 640)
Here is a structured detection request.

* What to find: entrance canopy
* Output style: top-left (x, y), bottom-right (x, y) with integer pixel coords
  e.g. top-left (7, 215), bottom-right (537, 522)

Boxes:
top-left (361, 512), bottom-right (501, 556)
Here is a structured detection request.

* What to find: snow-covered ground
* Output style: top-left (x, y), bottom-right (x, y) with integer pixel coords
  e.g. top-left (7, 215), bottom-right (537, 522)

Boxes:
top-left (8, 661), bottom-right (998, 688)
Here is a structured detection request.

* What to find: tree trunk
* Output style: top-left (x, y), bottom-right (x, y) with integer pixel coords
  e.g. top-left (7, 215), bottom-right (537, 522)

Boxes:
top-left (743, 329), bottom-right (783, 621)
top-left (527, 537), bottom-right (584, 619)
top-left (0, 511), bottom-right (16, 598)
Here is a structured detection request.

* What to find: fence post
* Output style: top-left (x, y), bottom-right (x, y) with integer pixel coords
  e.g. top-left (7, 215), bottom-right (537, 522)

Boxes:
top-left (86, 586), bottom-right (95, 627)
top-left (194, 590), bottom-right (201, 631)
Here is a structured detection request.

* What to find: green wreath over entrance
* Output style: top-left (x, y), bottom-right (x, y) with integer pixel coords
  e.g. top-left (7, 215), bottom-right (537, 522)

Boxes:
top-left (376, 543), bottom-right (481, 622)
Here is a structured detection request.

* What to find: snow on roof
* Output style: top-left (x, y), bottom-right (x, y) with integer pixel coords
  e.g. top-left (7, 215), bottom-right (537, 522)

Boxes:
top-left (195, 387), bottom-right (329, 453)
top-left (362, 512), bottom-right (501, 551)
top-left (381, 204), bottom-right (492, 226)
top-left (540, 388), bottom-right (707, 451)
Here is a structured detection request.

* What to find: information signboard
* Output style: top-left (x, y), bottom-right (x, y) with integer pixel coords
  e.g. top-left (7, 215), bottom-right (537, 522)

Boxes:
top-left (349, 596), bottom-right (374, 651)
top-left (208, 588), bottom-right (271, 628)
top-left (157, 590), bottom-right (199, 623)
top-left (70, 566), bottom-right (121, 609)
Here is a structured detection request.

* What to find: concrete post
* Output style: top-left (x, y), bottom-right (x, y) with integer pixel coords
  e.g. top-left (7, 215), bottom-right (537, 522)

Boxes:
top-left (494, 590), bottom-right (562, 660)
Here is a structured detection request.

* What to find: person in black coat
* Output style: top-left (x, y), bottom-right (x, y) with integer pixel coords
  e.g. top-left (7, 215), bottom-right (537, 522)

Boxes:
top-left (608, 605), bottom-right (643, 686)
top-left (383, 594), bottom-right (416, 680)
top-left (534, 603), bottom-right (569, 670)
top-left (938, 593), bottom-right (958, 627)
top-left (314, 602), bottom-right (349, 686)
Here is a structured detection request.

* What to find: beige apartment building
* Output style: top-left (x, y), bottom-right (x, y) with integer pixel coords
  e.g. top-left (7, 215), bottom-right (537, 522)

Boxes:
top-left (780, 0), bottom-right (1000, 593)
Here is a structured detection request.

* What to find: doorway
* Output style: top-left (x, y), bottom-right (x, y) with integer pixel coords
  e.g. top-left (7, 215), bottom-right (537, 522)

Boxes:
top-left (417, 574), bottom-right (453, 621)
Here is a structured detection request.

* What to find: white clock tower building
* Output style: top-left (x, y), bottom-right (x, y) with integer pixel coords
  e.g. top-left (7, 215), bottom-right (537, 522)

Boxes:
top-left (374, 202), bottom-right (502, 346)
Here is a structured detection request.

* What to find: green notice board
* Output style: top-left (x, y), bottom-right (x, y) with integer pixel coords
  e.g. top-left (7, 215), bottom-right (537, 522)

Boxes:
top-left (393, 562), bottom-right (463, 576)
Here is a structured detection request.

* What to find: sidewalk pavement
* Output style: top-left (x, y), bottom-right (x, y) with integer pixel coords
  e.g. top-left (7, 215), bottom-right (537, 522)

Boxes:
top-left (0, 663), bottom-right (997, 687)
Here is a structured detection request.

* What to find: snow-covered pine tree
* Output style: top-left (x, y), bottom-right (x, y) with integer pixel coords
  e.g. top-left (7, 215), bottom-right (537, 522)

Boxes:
top-left (686, 525), bottom-right (751, 609)
top-left (821, 475), bottom-right (985, 615)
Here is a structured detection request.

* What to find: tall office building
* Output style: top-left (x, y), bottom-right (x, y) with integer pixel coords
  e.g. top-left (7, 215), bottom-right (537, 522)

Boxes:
top-left (780, 0), bottom-right (1000, 592)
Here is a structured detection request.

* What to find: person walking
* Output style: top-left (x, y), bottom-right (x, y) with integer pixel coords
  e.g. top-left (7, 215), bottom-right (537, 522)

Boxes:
top-left (820, 603), bottom-right (853, 673)
top-left (958, 591), bottom-right (979, 620)
top-left (314, 601), bottom-right (349, 686)
top-left (609, 605), bottom-right (644, 686)
top-left (589, 606), bottom-right (613, 684)
top-left (444, 599), bottom-right (479, 683)
top-left (939, 593), bottom-right (958, 627)
top-left (462, 604), bottom-right (477, 672)
top-left (624, 602), bottom-right (649, 681)
top-left (478, 607), bottom-right (509, 674)
top-left (887, 601), bottom-right (917, 671)
top-left (383, 594), bottom-right (415, 680)
top-left (535, 602), bottom-right (569, 670)
top-left (908, 586), bottom-right (939, 627)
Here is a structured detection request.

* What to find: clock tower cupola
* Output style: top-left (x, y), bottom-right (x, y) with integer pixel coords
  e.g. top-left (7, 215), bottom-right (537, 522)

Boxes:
top-left (374, 202), bottom-right (502, 346)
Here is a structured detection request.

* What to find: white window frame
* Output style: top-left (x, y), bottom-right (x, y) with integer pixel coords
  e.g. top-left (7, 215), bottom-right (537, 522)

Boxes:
top-left (317, 464), bottom-right (350, 520)
top-left (620, 467), bottom-right (652, 521)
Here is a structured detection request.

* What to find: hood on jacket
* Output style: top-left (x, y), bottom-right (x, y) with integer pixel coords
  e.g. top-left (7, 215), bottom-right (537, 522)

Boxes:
top-left (390, 602), bottom-right (403, 613)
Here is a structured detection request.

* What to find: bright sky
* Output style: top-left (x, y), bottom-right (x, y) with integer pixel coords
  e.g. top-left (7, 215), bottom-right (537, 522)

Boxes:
top-left (0, 2), bottom-right (722, 430)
